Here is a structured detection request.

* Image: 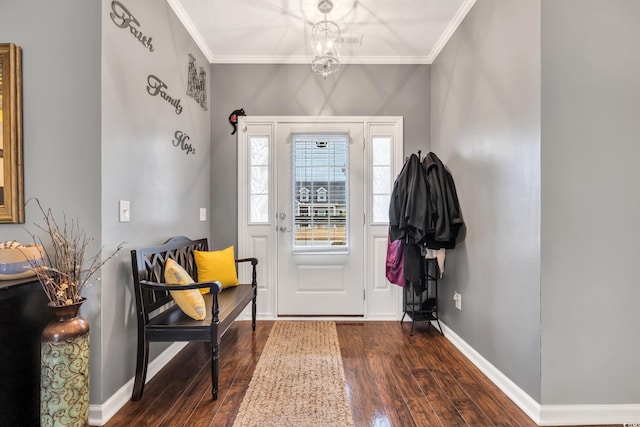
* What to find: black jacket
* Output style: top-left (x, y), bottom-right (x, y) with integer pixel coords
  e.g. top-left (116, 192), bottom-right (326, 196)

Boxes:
top-left (422, 152), bottom-right (464, 249)
top-left (388, 153), bottom-right (432, 245)
top-left (388, 153), bottom-right (432, 282)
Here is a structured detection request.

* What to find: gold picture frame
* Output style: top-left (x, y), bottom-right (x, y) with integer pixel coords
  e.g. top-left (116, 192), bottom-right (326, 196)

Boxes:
top-left (0, 43), bottom-right (24, 223)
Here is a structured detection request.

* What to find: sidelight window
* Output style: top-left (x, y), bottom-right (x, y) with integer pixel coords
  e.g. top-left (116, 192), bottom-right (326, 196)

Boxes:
top-left (371, 136), bottom-right (392, 223)
top-left (249, 136), bottom-right (269, 223)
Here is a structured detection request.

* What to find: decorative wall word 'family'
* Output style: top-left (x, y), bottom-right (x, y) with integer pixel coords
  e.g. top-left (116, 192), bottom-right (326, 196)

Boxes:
top-left (147, 75), bottom-right (183, 115)
top-left (110, 1), bottom-right (154, 53)
top-left (173, 131), bottom-right (195, 155)
top-left (187, 54), bottom-right (207, 111)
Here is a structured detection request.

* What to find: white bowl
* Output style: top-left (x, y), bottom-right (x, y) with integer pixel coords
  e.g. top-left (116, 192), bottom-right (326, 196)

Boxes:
top-left (0, 245), bottom-right (44, 280)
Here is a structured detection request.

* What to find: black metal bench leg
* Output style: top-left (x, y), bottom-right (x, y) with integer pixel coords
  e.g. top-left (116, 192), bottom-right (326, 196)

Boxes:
top-left (252, 289), bottom-right (257, 331)
top-left (132, 340), bottom-right (149, 401)
top-left (211, 343), bottom-right (219, 400)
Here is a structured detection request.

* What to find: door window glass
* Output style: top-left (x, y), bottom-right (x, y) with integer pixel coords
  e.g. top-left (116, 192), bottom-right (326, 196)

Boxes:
top-left (292, 133), bottom-right (348, 248)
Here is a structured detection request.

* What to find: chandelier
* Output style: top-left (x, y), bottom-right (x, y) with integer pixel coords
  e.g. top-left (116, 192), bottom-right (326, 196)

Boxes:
top-left (311, 0), bottom-right (341, 78)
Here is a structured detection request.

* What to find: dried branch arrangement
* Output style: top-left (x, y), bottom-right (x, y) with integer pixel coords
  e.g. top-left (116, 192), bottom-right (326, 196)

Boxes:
top-left (23, 199), bottom-right (124, 306)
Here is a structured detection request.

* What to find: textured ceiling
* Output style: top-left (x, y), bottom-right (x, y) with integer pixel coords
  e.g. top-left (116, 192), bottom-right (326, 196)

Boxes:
top-left (169, 0), bottom-right (475, 64)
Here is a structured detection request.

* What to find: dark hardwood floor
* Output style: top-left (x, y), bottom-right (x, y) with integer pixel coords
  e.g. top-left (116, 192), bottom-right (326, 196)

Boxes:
top-left (103, 321), bottom-right (616, 427)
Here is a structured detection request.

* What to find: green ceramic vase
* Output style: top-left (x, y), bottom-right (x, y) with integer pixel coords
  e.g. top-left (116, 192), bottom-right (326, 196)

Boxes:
top-left (40, 299), bottom-right (90, 427)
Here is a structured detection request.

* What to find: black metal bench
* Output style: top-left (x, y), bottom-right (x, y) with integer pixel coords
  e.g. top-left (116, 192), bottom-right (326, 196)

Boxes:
top-left (129, 236), bottom-right (257, 401)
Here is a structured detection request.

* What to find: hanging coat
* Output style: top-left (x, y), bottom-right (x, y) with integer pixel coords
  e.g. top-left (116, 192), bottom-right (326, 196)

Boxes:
top-left (388, 153), bottom-right (432, 283)
top-left (388, 153), bottom-right (430, 244)
top-left (422, 152), bottom-right (464, 249)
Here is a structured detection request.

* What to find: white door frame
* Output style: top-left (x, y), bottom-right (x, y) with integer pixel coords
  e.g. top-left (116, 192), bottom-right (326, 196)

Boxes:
top-left (237, 116), bottom-right (404, 320)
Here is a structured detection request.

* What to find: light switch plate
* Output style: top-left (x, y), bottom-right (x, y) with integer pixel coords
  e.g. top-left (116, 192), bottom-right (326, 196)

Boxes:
top-left (199, 208), bottom-right (206, 221)
top-left (119, 200), bottom-right (130, 222)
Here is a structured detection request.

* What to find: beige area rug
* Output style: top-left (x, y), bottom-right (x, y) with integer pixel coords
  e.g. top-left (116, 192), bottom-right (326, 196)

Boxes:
top-left (232, 321), bottom-right (354, 427)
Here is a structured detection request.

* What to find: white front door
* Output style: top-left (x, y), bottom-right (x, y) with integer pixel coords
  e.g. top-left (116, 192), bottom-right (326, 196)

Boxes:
top-left (276, 122), bottom-right (365, 315)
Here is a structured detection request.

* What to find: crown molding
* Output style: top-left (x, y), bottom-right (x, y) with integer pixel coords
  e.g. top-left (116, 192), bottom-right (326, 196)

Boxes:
top-left (209, 55), bottom-right (431, 65)
top-left (167, 0), bottom-right (215, 62)
top-left (426, 0), bottom-right (477, 62)
top-left (169, 0), bottom-right (476, 65)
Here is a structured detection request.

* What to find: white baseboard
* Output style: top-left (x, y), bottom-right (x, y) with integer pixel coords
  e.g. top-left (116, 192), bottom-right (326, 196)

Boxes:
top-left (437, 320), bottom-right (640, 426)
top-left (88, 342), bottom-right (188, 426)
top-left (538, 404), bottom-right (640, 426)
top-left (437, 321), bottom-right (542, 423)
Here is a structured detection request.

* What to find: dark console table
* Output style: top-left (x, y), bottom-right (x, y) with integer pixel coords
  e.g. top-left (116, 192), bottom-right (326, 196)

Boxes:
top-left (0, 278), bottom-right (54, 427)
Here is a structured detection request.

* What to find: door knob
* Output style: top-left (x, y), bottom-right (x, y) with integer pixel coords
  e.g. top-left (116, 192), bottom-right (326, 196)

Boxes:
top-left (279, 212), bottom-right (287, 220)
top-left (279, 226), bottom-right (288, 232)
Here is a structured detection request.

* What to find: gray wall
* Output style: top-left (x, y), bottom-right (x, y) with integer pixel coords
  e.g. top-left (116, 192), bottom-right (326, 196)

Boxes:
top-left (100, 0), bottom-right (210, 401)
top-left (210, 64), bottom-right (430, 247)
top-left (0, 0), bottom-right (104, 400)
top-left (0, 2), bottom-right (102, 263)
top-left (540, 0), bottom-right (640, 404)
top-left (430, 1), bottom-right (542, 401)
top-left (0, 0), bottom-right (210, 405)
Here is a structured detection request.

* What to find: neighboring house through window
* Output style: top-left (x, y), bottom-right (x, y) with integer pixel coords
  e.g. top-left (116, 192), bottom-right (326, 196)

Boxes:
top-left (317, 187), bottom-right (327, 202)
top-left (299, 187), bottom-right (310, 203)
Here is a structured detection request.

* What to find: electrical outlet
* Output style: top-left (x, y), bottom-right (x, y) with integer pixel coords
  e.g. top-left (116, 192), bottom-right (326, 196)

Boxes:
top-left (453, 291), bottom-right (462, 310)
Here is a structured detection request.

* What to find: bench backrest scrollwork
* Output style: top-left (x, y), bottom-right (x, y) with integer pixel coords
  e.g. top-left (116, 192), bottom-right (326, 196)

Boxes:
top-left (130, 236), bottom-right (208, 323)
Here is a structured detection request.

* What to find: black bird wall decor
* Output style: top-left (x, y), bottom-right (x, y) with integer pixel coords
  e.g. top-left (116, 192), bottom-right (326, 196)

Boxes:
top-left (228, 108), bottom-right (246, 135)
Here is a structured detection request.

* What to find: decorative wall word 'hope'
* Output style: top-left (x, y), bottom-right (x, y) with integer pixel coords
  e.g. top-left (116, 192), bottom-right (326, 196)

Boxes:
top-left (147, 75), bottom-right (183, 115)
top-left (173, 131), bottom-right (195, 155)
top-left (110, 1), bottom-right (154, 52)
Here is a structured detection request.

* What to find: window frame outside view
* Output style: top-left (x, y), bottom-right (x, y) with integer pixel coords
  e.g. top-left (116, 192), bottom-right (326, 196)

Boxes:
top-left (292, 133), bottom-right (349, 250)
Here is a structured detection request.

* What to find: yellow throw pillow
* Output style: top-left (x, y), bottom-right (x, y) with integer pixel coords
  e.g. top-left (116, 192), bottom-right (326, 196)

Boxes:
top-left (164, 258), bottom-right (206, 320)
top-left (194, 246), bottom-right (239, 293)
